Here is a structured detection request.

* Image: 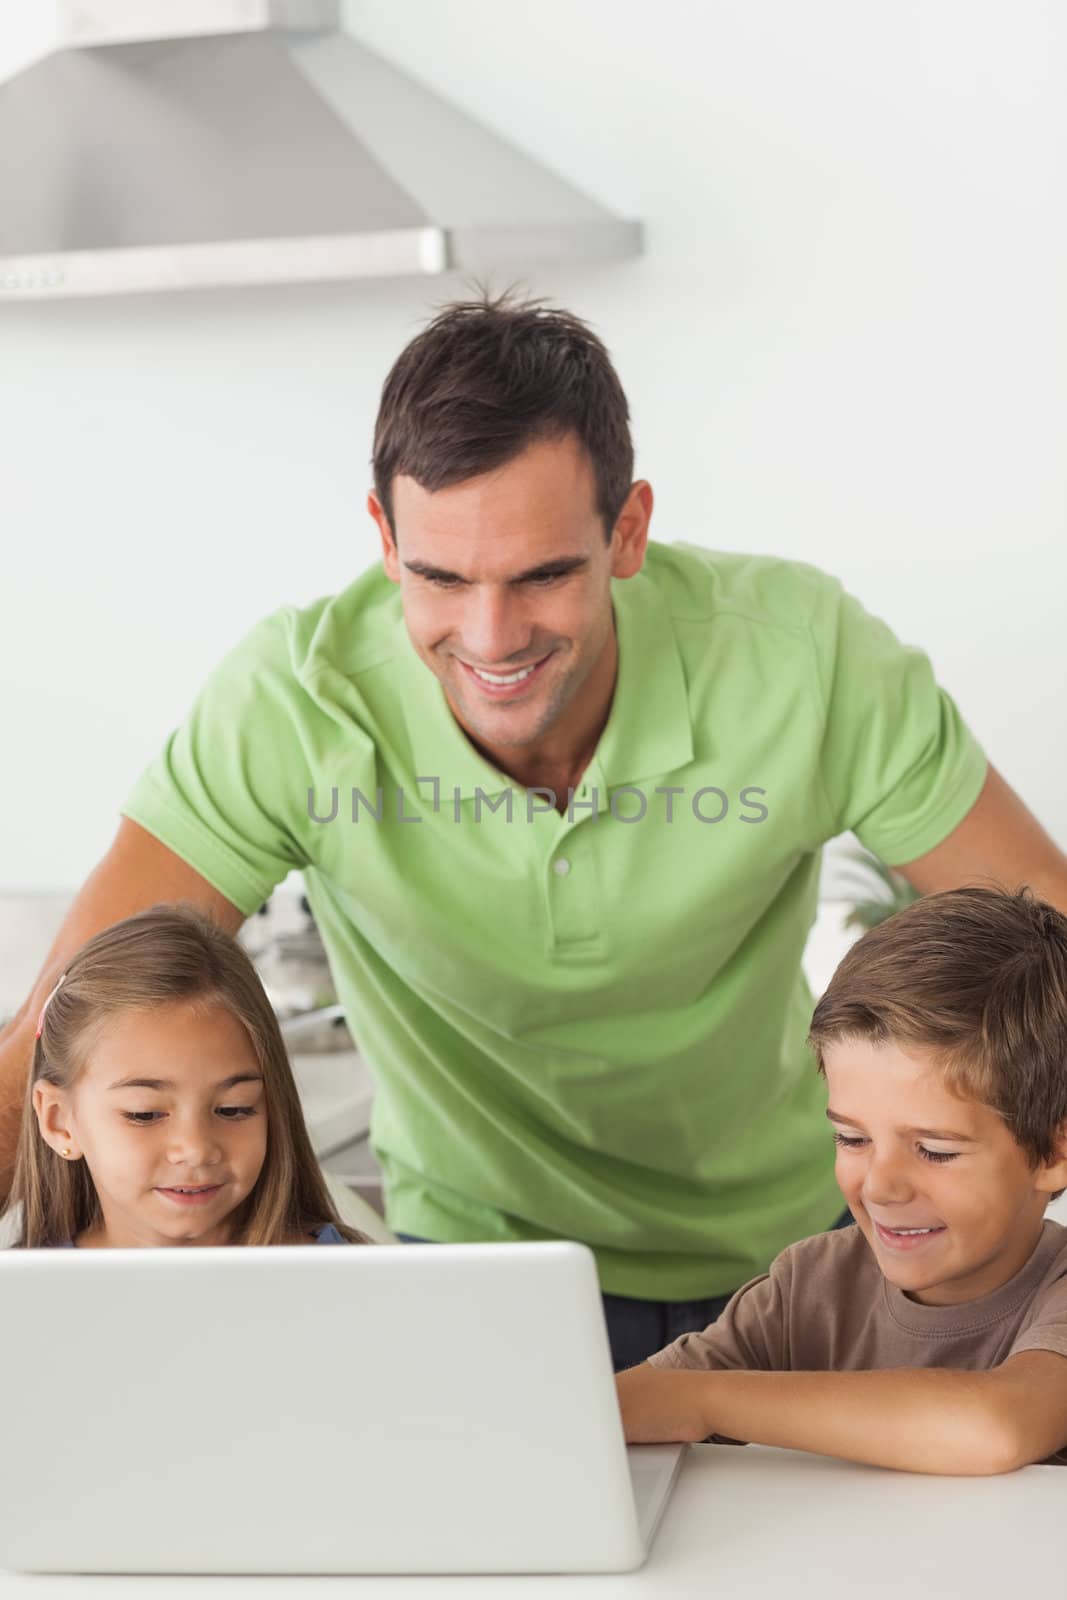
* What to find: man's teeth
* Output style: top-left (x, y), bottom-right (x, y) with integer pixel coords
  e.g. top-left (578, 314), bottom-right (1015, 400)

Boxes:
top-left (471, 661), bottom-right (539, 685)
top-left (888, 1227), bottom-right (938, 1234)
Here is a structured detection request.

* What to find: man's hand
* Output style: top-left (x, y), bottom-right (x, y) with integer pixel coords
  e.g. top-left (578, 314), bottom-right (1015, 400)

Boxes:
top-left (615, 1364), bottom-right (716, 1445)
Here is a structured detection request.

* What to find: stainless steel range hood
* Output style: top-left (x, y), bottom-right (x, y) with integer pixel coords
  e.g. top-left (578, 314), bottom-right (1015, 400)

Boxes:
top-left (0, 0), bottom-right (641, 300)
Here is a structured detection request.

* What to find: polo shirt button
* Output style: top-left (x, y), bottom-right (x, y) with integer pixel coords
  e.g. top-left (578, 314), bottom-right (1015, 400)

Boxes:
top-left (553, 857), bottom-right (571, 877)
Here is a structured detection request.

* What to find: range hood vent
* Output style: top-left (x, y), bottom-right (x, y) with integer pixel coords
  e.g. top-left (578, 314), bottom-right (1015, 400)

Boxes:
top-left (0, 0), bottom-right (641, 299)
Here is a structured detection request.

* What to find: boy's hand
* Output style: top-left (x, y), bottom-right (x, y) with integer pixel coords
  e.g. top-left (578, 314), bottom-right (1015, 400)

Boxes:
top-left (615, 1363), bottom-right (715, 1444)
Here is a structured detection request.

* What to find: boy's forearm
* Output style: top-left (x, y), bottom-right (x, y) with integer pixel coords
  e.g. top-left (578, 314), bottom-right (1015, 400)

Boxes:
top-left (618, 1364), bottom-right (1016, 1476)
top-left (699, 1367), bottom-right (1014, 1474)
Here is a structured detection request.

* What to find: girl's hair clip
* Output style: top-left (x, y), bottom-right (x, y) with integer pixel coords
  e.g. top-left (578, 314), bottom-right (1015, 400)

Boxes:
top-left (34, 973), bottom-right (66, 1040)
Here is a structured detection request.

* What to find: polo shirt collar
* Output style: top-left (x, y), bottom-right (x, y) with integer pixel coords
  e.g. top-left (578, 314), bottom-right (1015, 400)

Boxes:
top-left (592, 566), bottom-right (694, 789)
top-left (394, 566), bottom-right (694, 800)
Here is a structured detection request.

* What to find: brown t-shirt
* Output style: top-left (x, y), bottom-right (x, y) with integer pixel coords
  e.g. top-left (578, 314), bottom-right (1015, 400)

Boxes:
top-left (647, 1217), bottom-right (1067, 1465)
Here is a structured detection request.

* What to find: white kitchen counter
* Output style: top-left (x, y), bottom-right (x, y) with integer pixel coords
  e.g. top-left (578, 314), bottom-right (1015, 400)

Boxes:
top-left (0, 1443), bottom-right (1061, 1594)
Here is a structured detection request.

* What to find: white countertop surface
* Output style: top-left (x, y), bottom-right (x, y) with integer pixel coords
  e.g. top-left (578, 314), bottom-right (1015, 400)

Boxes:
top-left (0, 1442), bottom-right (1060, 1595)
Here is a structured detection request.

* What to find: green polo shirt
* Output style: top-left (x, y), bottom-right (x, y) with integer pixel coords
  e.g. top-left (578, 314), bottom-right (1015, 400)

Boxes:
top-left (120, 540), bottom-right (987, 1299)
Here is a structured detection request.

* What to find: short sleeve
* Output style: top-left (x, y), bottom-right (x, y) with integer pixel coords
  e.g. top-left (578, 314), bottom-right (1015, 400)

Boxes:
top-left (646, 1267), bottom-right (787, 1374)
top-left (644, 1264), bottom-right (791, 1449)
top-left (811, 576), bottom-right (988, 865)
top-left (1007, 1277), bottom-right (1067, 1363)
top-left (120, 610), bottom-right (311, 918)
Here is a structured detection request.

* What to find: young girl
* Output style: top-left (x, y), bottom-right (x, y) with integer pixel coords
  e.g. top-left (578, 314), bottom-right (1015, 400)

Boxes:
top-left (2, 902), bottom-right (369, 1249)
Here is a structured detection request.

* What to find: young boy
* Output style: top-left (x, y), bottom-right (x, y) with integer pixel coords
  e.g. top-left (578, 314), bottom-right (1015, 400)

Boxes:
top-left (616, 884), bottom-right (1067, 1475)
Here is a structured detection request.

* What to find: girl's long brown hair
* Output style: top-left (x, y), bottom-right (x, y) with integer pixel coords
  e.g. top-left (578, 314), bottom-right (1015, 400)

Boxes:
top-left (4, 902), bottom-right (369, 1248)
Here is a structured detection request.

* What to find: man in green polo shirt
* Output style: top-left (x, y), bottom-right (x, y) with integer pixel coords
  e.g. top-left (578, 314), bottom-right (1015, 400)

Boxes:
top-left (3, 291), bottom-right (1066, 1367)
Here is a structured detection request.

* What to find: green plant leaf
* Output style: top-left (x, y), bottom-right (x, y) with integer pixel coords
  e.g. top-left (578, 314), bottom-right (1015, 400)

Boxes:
top-left (837, 845), bottom-right (920, 932)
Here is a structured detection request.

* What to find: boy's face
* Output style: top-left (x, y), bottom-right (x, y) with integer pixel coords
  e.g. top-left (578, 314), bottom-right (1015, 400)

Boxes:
top-left (822, 1037), bottom-right (1067, 1306)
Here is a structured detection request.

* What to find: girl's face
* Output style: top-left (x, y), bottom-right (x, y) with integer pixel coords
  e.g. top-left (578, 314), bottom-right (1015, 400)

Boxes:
top-left (34, 999), bottom-right (268, 1247)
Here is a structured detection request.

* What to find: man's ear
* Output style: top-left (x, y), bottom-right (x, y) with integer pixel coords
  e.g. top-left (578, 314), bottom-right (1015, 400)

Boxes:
top-left (609, 479), bottom-right (653, 580)
top-left (367, 491), bottom-right (400, 582)
top-left (32, 1081), bottom-right (82, 1161)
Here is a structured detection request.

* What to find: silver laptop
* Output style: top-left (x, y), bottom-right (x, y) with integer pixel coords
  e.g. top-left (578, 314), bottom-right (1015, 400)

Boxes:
top-left (0, 1240), bottom-right (685, 1575)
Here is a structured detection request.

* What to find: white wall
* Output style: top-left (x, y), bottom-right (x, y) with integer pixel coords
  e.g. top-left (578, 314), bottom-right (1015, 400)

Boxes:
top-left (2, 0), bottom-right (1064, 892)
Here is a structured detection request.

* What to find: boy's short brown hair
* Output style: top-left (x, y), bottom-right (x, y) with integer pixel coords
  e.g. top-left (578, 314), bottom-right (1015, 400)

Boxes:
top-left (807, 884), bottom-right (1067, 1188)
top-left (371, 286), bottom-right (634, 542)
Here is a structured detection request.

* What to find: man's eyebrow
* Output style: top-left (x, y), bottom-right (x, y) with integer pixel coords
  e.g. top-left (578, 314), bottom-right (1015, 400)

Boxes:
top-left (825, 1109), bottom-right (978, 1142)
top-left (401, 555), bottom-right (590, 584)
top-left (107, 1074), bottom-right (263, 1092)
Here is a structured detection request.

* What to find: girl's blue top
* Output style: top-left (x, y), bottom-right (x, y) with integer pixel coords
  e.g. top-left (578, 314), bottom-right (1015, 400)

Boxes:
top-left (48, 1222), bottom-right (348, 1247)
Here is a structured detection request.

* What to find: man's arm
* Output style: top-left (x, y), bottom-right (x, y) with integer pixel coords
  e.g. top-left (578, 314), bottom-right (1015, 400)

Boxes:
top-left (616, 1350), bottom-right (1067, 1475)
top-left (0, 817), bottom-right (244, 1202)
top-left (892, 763), bottom-right (1067, 913)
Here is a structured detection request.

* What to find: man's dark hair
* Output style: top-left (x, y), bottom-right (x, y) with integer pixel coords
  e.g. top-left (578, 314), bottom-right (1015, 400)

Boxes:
top-left (372, 286), bottom-right (634, 543)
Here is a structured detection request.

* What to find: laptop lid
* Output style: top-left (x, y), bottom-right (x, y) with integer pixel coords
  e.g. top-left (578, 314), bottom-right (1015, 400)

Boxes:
top-left (0, 1240), bottom-right (659, 1575)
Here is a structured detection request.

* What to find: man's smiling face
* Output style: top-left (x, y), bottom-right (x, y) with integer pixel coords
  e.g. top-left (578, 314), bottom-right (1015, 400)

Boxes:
top-left (369, 432), bottom-right (650, 766)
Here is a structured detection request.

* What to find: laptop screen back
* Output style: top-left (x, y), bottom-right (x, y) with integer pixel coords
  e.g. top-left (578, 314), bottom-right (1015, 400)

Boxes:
top-left (0, 1240), bottom-right (646, 1575)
